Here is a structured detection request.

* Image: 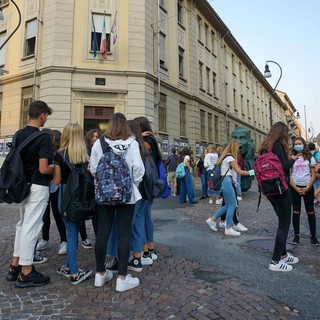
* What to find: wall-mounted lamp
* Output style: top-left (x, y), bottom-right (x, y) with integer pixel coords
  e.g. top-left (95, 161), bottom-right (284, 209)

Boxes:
top-left (0, 8), bottom-right (4, 21)
top-left (295, 111), bottom-right (300, 119)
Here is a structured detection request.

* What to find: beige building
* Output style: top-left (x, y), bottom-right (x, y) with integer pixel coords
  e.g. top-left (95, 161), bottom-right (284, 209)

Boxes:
top-left (0, 0), bottom-right (298, 156)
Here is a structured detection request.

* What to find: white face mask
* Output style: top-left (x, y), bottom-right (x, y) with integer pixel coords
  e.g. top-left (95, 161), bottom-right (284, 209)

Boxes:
top-left (294, 145), bottom-right (304, 153)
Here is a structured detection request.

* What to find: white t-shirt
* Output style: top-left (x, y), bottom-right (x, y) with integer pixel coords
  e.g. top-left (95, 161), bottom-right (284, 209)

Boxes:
top-left (183, 155), bottom-right (190, 166)
top-left (291, 155), bottom-right (314, 186)
top-left (204, 153), bottom-right (218, 171)
top-left (220, 155), bottom-right (235, 179)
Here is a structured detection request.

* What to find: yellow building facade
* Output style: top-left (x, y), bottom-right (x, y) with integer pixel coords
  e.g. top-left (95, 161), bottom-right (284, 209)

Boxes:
top-left (0, 0), bottom-right (294, 156)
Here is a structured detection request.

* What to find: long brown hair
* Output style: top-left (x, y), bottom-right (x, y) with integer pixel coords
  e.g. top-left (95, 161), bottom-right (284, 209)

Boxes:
top-left (216, 139), bottom-right (239, 165)
top-left (127, 119), bottom-right (148, 161)
top-left (105, 113), bottom-right (132, 140)
top-left (291, 137), bottom-right (312, 161)
top-left (259, 122), bottom-right (290, 155)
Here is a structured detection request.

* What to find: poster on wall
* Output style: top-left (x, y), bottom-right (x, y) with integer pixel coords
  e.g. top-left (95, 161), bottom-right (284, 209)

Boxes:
top-left (4, 137), bottom-right (12, 155)
top-left (195, 142), bottom-right (200, 157)
top-left (162, 138), bottom-right (168, 155)
top-left (173, 139), bottom-right (179, 151)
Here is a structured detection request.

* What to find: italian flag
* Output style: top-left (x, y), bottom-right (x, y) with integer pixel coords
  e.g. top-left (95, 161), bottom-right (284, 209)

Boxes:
top-left (100, 15), bottom-right (107, 59)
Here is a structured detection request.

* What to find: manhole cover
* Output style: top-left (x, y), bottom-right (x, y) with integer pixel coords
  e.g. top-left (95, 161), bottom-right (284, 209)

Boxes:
top-left (248, 239), bottom-right (294, 250)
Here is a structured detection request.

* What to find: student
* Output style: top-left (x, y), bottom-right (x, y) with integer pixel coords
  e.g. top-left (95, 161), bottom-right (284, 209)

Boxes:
top-left (166, 148), bottom-right (178, 196)
top-left (290, 137), bottom-right (318, 246)
top-left (90, 113), bottom-right (145, 292)
top-left (54, 123), bottom-right (92, 285)
top-left (197, 149), bottom-right (208, 200)
top-left (204, 144), bottom-right (219, 204)
top-left (206, 139), bottom-right (253, 236)
top-left (258, 122), bottom-right (299, 272)
top-left (6, 100), bottom-right (53, 287)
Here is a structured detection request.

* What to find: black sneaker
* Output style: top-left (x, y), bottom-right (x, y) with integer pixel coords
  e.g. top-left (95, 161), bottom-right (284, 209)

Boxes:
top-left (311, 236), bottom-right (320, 246)
top-left (292, 235), bottom-right (300, 245)
top-left (128, 257), bottom-right (143, 272)
top-left (70, 270), bottom-right (92, 285)
top-left (6, 265), bottom-right (22, 281)
top-left (105, 258), bottom-right (118, 273)
top-left (33, 252), bottom-right (48, 264)
top-left (57, 265), bottom-right (71, 278)
top-left (15, 269), bottom-right (50, 288)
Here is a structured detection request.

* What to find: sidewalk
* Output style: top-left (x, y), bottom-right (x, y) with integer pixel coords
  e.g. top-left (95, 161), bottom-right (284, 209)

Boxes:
top-left (0, 179), bottom-right (318, 319)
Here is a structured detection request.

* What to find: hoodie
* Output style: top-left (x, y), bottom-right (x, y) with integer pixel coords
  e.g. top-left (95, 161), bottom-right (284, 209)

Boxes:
top-left (90, 136), bottom-right (145, 204)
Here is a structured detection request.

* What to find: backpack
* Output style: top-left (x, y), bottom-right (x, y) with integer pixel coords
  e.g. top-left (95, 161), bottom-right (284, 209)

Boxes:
top-left (207, 154), bottom-right (231, 192)
top-left (157, 160), bottom-right (171, 198)
top-left (94, 136), bottom-right (132, 205)
top-left (60, 153), bottom-right (95, 221)
top-left (254, 144), bottom-right (288, 197)
top-left (140, 154), bottom-right (165, 201)
top-left (0, 131), bottom-right (46, 204)
top-left (175, 162), bottom-right (186, 179)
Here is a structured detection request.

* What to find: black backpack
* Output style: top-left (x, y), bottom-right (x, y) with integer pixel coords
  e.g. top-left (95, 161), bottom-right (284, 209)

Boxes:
top-left (0, 131), bottom-right (46, 204)
top-left (60, 153), bottom-right (95, 221)
top-left (140, 154), bottom-right (165, 201)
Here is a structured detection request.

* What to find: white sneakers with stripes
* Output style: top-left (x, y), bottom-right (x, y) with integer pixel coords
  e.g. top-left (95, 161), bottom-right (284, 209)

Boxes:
top-left (269, 253), bottom-right (299, 272)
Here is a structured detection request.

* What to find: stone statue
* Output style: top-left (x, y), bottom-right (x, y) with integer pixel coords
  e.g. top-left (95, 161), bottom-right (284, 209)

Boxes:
top-left (231, 127), bottom-right (256, 192)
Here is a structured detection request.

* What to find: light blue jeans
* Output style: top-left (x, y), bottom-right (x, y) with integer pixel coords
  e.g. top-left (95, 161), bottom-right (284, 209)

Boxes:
top-left (144, 200), bottom-right (154, 244)
top-left (131, 199), bottom-right (148, 252)
top-left (236, 174), bottom-right (242, 197)
top-left (213, 176), bottom-right (237, 227)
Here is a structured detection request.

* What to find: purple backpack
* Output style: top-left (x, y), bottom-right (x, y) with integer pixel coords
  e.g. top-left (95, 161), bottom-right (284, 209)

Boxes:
top-left (254, 144), bottom-right (288, 197)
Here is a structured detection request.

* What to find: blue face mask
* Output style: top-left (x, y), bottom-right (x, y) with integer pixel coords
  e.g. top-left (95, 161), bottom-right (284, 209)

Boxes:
top-left (294, 145), bottom-right (304, 153)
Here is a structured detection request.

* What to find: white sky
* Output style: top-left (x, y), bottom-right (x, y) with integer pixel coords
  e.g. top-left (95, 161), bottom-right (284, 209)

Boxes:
top-left (210, 0), bottom-right (320, 138)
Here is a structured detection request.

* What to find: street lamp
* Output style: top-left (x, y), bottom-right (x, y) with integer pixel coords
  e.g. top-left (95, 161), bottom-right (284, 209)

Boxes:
top-left (264, 60), bottom-right (283, 128)
top-left (304, 105), bottom-right (308, 140)
top-left (0, 0), bottom-right (21, 52)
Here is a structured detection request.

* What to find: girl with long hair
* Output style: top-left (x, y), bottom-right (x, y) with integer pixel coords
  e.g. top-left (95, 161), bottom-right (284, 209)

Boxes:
top-left (290, 137), bottom-right (318, 246)
top-left (258, 122), bottom-right (299, 271)
top-left (90, 113), bottom-right (145, 292)
top-left (54, 123), bottom-right (92, 285)
top-left (204, 144), bottom-right (219, 204)
top-left (206, 139), bottom-right (253, 236)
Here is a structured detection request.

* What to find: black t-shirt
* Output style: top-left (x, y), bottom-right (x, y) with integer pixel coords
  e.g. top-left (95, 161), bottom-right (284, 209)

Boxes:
top-left (15, 126), bottom-right (53, 186)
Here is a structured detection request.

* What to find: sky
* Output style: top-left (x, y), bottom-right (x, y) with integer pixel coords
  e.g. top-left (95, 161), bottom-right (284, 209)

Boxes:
top-left (209, 0), bottom-right (320, 139)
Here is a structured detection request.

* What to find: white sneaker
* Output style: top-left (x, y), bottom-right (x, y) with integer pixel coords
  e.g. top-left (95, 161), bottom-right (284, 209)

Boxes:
top-left (282, 253), bottom-right (299, 264)
top-left (209, 199), bottom-right (213, 204)
top-left (220, 221), bottom-right (226, 228)
top-left (233, 223), bottom-right (248, 232)
top-left (206, 218), bottom-right (217, 232)
top-left (94, 270), bottom-right (113, 287)
top-left (36, 240), bottom-right (50, 251)
top-left (141, 256), bottom-right (153, 266)
top-left (237, 196), bottom-right (242, 201)
top-left (116, 274), bottom-right (139, 292)
top-left (58, 241), bottom-right (67, 255)
top-left (150, 251), bottom-right (158, 261)
top-left (225, 228), bottom-right (241, 236)
top-left (269, 260), bottom-right (293, 272)
top-left (215, 199), bottom-right (222, 205)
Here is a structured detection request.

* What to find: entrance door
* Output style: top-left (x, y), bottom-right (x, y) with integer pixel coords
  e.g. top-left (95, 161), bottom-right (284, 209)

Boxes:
top-left (84, 106), bottom-right (114, 134)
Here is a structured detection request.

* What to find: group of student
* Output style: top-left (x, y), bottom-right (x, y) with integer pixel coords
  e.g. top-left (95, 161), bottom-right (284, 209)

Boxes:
top-left (5, 100), bottom-right (160, 292)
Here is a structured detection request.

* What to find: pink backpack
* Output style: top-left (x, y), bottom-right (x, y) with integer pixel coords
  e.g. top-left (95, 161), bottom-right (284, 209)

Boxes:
top-left (254, 144), bottom-right (289, 197)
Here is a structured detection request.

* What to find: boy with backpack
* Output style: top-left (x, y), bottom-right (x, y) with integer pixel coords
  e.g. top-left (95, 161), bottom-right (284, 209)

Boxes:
top-left (5, 100), bottom-right (54, 287)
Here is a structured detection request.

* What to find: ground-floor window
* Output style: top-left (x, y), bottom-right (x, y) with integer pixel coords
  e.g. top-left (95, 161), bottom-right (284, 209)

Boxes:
top-left (84, 106), bottom-right (114, 134)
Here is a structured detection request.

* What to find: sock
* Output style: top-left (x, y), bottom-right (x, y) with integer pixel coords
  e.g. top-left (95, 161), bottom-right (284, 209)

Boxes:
top-left (142, 251), bottom-right (149, 257)
top-left (148, 248), bottom-right (154, 253)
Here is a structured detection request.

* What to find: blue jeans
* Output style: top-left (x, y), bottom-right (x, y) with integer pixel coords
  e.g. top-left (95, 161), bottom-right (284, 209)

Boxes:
top-left (213, 176), bottom-right (237, 227)
top-left (200, 173), bottom-right (208, 197)
top-left (179, 168), bottom-right (195, 203)
top-left (132, 199), bottom-right (148, 252)
top-left (144, 200), bottom-right (154, 244)
top-left (64, 219), bottom-right (81, 274)
top-left (236, 174), bottom-right (242, 197)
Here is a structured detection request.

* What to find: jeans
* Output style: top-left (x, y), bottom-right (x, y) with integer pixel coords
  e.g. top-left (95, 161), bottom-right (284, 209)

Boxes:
top-left (64, 219), bottom-right (81, 274)
top-left (200, 172), bottom-right (208, 197)
top-left (132, 199), bottom-right (148, 252)
top-left (267, 191), bottom-right (292, 262)
top-left (144, 200), bottom-right (154, 243)
top-left (95, 204), bottom-right (134, 275)
top-left (236, 174), bottom-right (242, 197)
top-left (42, 188), bottom-right (67, 242)
top-left (212, 176), bottom-right (237, 228)
top-left (14, 184), bottom-right (49, 265)
top-left (179, 168), bottom-right (196, 203)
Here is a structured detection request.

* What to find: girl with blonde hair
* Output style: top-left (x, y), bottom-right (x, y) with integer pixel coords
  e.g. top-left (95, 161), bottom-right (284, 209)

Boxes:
top-left (54, 123), bottom-right (92, 285)
top-left (206, 139), bottom-right (254, 236)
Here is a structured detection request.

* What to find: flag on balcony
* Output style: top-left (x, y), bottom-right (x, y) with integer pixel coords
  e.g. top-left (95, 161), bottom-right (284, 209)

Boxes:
top-left (111, 13), bottom-right (117, 45)
top-left (91, 13), bottom-right (98, 58)
top-left (100, 14), bottom-right (107, 60)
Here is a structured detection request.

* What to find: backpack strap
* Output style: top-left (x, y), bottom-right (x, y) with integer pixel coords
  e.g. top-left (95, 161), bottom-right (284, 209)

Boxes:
top-left (13, 131), bottom-right (47, 152)
top-left (58, 152), bottom-right (75, 172)
top-left (99, 136), bottom-right (111, 154)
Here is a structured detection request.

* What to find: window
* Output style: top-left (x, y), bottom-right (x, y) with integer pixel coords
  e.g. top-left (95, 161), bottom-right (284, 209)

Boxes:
top-left (200, 110), bottom-right (205, 140)
top-left (247, 99), bottom-right (250, 119)
top-left (214, 115), bottom-right (219, 142)
top-left (211, 31), bottom-right (215, 53)
top-left (91, 14), bottom-right (111, 56)
top-left (197, 16), bottom-right (201, 41)
top-left (233, 88), bottom-right (237, 110)
top-left (20, 87), bottom-right (33, 128)
top-left (208, 113), bottom-right (213, 141)
top-left (84, 106), bottom-right (114, 133)
top-left (240, 94), bottom-right (244, 115)
top-left (159, 0), bottom-right (164, 7)
top-left (206, 67), bottom-right (210, 93)
top-left (160, 32), bottom-right (166, 66)
top-left (180, 101), bottom-right (186, 136)
top-left (177, 0), bottom-right (183, 24)
top-left (212, 72), bottom-right (216, 97)
top-left (199, 62), bottom-right (203, 89)
top-left (178, 46), bottom-right (184, 77)
top-left (205, 24), bottom-right (209, 47)
top-left (159, 93), bottom-right (167, 132)
top-left (24, 19), bottom-right (37, 57)
top-left (231, 54), bottom-right (235, 75)
top-left (0, 32), bottom-right (6, 65)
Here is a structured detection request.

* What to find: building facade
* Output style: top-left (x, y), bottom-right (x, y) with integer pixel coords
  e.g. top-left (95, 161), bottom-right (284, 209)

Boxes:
top-left (0, 0), bottom-right (298, 157)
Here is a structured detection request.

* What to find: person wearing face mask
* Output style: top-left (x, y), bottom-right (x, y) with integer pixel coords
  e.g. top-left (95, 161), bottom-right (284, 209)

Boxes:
top-left (290, 137), bottom-right (319, 246)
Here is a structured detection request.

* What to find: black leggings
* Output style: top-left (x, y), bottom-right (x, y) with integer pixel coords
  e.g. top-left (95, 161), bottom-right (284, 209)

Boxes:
top-left (267, 191), bottom-right (292, 262)
top-left (95, 204), bottom-right (134, 275)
